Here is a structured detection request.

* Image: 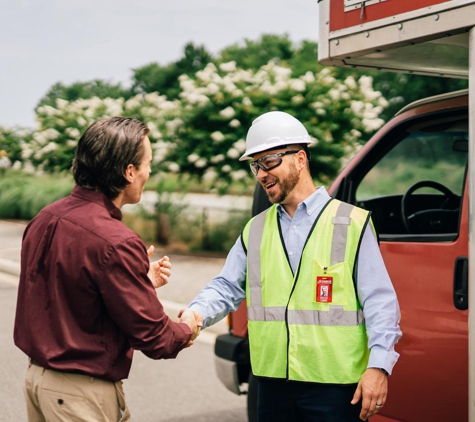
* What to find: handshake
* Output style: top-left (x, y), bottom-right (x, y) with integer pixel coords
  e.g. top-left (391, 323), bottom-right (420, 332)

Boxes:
top-left (177, 308), bottom-right (203, 346)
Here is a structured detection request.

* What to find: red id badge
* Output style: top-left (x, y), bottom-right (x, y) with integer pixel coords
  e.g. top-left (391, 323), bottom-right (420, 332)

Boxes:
top-left (316, 276), bottom-right (333, 303)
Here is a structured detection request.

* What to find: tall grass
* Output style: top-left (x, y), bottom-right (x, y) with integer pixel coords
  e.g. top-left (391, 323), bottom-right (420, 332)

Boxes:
top-left (0, 171), bottom-right (74, 220)
top-left (0, 170), bottom-right (252, 253)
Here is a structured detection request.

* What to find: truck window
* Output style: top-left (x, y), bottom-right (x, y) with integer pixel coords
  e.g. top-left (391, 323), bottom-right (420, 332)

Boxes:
top-left (354, 118), bottom-right (467, 239)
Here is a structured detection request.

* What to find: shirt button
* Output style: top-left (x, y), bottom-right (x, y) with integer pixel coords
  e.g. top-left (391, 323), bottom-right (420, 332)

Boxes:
top-left (293, 225), bottom-right (297, 230)
top-left (289, 251), bottom-right (294, 256)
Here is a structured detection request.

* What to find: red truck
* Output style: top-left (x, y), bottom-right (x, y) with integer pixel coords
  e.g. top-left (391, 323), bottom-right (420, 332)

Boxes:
top-left (214, 1), bottom-right (475, 421)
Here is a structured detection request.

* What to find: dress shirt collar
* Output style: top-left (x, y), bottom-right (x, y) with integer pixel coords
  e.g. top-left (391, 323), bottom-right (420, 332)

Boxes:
top-left (71, 185), bottom-right (123, 220)
top-left (277, 186), bottom-right (331, 218)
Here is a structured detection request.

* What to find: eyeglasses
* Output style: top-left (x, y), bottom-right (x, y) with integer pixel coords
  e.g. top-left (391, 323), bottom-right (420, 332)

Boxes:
top-left (249, 150), bottom-right (300, 176)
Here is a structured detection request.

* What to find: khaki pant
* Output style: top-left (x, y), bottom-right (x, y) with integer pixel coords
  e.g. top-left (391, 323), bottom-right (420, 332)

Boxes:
top-left (23, 360), bottom-right (130, 422)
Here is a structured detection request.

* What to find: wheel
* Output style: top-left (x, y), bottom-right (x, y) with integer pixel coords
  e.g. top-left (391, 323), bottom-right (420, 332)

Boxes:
top-left (247, 372), bottom-right (258, 422)
top-left (401, 180), bottom-right (458, 234)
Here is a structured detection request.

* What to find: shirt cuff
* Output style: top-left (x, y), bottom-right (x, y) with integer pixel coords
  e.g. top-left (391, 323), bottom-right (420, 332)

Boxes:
top-left (367, 345), bottom-right (400, 376)
top-left (188, 304), bottom-right (209, 329)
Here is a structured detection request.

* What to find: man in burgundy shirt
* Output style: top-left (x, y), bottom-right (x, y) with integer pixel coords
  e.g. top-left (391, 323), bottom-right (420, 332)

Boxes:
top-left (14, 117), bottom-right (200, 421)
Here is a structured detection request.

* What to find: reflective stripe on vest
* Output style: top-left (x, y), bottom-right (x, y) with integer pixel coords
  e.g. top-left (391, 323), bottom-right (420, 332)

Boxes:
top-left (244, 199), bottom-right (371, 383)
top-left (247, 201), bottom-right (363, 326)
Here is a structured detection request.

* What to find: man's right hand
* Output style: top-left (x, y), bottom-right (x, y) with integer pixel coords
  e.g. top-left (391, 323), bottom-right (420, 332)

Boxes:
top-left (177, 308), bottom-right (203, 344)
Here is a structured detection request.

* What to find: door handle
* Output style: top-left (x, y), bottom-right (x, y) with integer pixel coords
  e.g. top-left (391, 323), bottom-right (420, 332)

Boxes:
top-left (453, 257), bottom-right (468, 310)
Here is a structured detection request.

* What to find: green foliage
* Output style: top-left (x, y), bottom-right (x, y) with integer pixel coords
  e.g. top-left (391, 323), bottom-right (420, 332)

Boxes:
top-left (333, 68), bottom-right (468, 122)
top-left (37, 79), bottom-right (132, 109)
top-left (131, 42), bottom-right (212, 99)
top-left (8, 32), bottom-right (466, 196)
top-left (0, 126), bottom-right (32, 165)
top-left (123, 205), bottom-right (250, 254)
top-left (218, 34), bottom-right (294, 70)
top-left (132, 63), bottom-right (179, 99)
top-left (289, 40), bottom-right (323, 77)
top-left (162, 63), bottom-right (386, 189)
top-left (0, 171), bottom-right (73, 219)
top-left (4, 60), bottom-right (387, 190)
top-left (200, 209), bottom-right (251, 252)
top-left (219, 35), bottom-right (322, 77)
top-left (373, 73), bottom-right (468, 121)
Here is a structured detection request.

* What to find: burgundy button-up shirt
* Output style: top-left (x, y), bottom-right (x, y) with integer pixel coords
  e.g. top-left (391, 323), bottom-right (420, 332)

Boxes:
top-left (14, 186), bottom-right (191, 382)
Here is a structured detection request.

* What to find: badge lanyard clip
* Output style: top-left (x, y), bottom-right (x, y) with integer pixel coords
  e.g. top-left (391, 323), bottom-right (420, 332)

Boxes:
top-left (316, 267), bottom-right (332, 303)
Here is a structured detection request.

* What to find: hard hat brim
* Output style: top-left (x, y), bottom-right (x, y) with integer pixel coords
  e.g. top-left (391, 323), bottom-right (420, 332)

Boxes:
top-left (239, 137), bottom-right (314, 161)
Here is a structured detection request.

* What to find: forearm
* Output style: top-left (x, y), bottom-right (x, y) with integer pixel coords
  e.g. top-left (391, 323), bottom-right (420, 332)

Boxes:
top-left (134, 317), bottom-right (192, 359)
top-left (189, 237), bottom-right (247, 328)
top-left (189, 279), bottom-right (245, 328)
top-left (101, 238), bottom-right (192, 357)
top-left (357, 226), bottom-right (402, 374)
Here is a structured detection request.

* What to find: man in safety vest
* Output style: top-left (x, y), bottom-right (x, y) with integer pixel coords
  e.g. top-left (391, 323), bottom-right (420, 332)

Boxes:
top-left (187, 111), bottom-right (401, 421)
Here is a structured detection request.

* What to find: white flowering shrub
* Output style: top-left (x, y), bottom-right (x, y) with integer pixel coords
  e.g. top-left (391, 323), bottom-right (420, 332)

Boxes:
top-left (2, 61), bottom-right (387, 192)
top-left (19, 94), bottom-right (180, 173)
top-left (0, 126), bottom-right (32, 170)
top-left (160, 62), bottom-right (387, 190)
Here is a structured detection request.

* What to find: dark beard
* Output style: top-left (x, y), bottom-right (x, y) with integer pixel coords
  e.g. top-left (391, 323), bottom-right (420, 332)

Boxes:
top-left (264, 164), bottom-right (300, 204)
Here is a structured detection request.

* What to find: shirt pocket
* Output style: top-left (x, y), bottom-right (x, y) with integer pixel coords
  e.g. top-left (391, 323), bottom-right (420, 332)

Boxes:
top-left (312, 260), bottom-right (351, 307)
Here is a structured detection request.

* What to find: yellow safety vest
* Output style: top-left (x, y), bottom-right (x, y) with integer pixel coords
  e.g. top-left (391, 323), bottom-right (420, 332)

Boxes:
top-left (242, 199), bottom-right (371, 383)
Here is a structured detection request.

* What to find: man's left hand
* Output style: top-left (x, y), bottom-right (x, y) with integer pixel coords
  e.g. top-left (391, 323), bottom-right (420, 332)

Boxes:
top-left (147, 246), bottom-right (171, 289)
top-left (351, 368), bottom-right (388, 421)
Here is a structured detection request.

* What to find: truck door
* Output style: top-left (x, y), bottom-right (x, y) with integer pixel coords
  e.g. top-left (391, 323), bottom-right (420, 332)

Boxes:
top-left (333, 108), bottom-right (469, 421)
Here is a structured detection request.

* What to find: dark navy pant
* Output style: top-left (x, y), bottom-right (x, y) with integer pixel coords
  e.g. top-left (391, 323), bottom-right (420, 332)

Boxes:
top-left (257, 378), bottom-right (362, 422)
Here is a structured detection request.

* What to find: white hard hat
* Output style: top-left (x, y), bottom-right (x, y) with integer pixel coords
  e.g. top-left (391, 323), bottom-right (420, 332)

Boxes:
top-left (240, 111), bottom-right (314, 161)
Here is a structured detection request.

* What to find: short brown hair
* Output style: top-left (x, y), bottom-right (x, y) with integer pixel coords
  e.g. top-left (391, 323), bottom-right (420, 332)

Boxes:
top-left (72, 117), bottom-right (150, 200)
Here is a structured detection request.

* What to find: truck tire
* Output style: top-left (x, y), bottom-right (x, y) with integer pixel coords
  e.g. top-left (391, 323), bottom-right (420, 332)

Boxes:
top-left (247, 372), bottom-right (258, 422)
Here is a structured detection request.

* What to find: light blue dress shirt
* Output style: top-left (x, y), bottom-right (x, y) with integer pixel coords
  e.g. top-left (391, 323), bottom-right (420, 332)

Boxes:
top-left (189, 187), bottom-right (402, 374)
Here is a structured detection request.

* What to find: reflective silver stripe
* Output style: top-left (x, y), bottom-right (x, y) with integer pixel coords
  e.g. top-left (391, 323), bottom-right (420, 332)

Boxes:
top-left (248, 306), bottom-right (364, 325)
top-left (330, 202), bottom-right (354, 266)
top-left (247, 210), bottom-right (269, 315)
top-left (246, 204), bottom-right (364, 327)
top-left (288, 307), bottom-right (364, 326)
top-left (248, 306), bottom-right (286, 321)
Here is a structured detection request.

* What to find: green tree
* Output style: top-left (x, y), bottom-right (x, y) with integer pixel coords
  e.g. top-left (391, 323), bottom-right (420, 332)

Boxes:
top-left (371, 72), bottom-right (468, 121)
top-left (218, 34), bottom-right (294, 70)
top-left (0, 126), bottom-right (32, 166)
top-left (37, 79), bottom-right (131, 109)
top-left (131, 42), bottom-right (212, 99)
top-left (332, 68), bottom-right (468, 121)
top-left (288, 40), bottom-right (323, 77)
top-left (160, 62), bottom-right (387, 191)
top-left (219, 35), bottom-right (323, 78)
top-left (15, 32), bottom-right (469, 192)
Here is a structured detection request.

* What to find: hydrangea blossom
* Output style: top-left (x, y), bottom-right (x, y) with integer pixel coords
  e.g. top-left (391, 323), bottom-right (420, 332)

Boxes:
top-left (1, 58), bottom-right (387, 192)
top-left (161, 59), bottom-right (387, 190)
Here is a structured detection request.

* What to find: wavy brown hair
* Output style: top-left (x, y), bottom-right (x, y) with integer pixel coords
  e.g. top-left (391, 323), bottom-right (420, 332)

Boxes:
top-left (72, 117), bottom-right (150, 200)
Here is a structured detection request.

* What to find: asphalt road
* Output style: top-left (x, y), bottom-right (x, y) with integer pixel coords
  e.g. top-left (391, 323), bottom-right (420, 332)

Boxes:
top-left (0, 219), bottom-right (248, 421)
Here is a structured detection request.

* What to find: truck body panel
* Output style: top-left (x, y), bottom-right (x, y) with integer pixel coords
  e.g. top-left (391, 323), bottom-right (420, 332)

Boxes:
top-left (319, 0), bottom-right (475, 78)
top-left (332, 0), bottom-right (449, 31)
